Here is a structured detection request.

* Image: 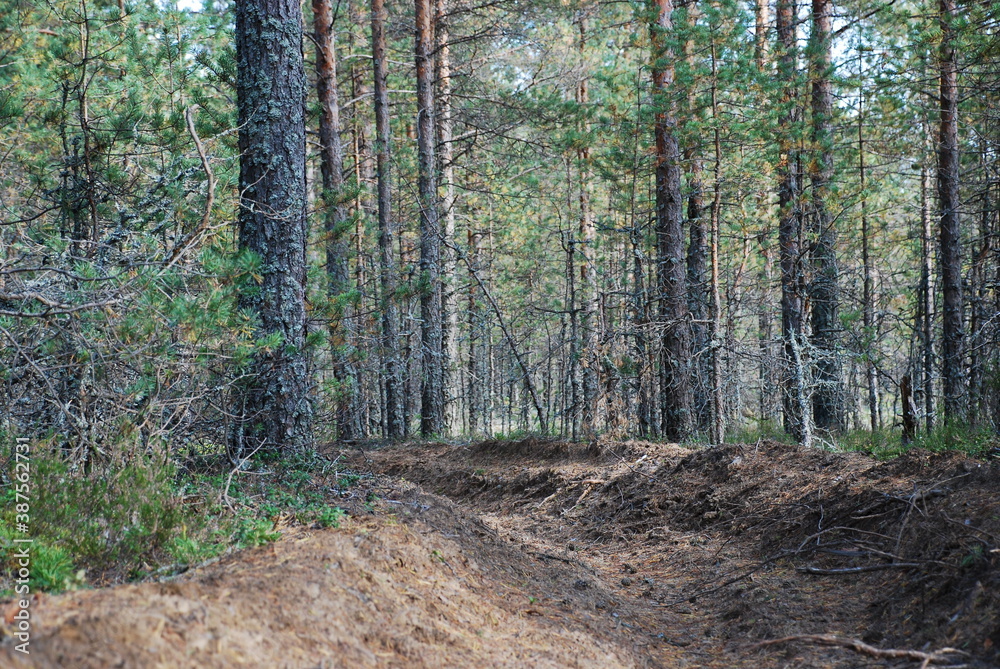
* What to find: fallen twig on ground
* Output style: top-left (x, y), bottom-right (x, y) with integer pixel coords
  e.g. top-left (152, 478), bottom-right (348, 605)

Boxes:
top-left (750, 634), bottom-right (967, 668)
top-left (797, 562), bottom-right (923, 574)
top-left (660, 547), bottom-right (814, 606)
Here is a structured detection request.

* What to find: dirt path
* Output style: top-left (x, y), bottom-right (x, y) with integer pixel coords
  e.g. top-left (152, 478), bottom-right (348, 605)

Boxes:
top-left (342, 438), bottom-right (1000, 668)
top-left (2, 438), bottom-right (998, 668)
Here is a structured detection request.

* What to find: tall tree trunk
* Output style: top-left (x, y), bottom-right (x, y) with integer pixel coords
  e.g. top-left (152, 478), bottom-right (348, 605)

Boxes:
top-left (754, 0), bottom-right (775, 425)
top-left (232, 0), bottom-right (312, 455)
top-left (901, 374), bottom-right (916, 444)
top-left (372, 0), bottom-right (405, 437)
top-left (349, 0), bottom-right (375, 437)
top-left (416, 0), bottom-right (444, 435)
top-left (468, 226), bottom-right (486, 434)
top-left (314, 0), bottom-right (359, 441)
top-left (938, 0), bottom-right (965, 423)
top-left (708, 34), bottom-right (724, 445)
top-left (757, 234), bottom-right (776, 422)
top-left (858, 74), bottom-right (878, 433)
top-left (809, 0), bottom-right (843, 433)
top-left (754, 0), bottom-right (769, 66)
top-left (650, 0), bottom-right (693, 441)
top-left (683, 0), bottom-right (709, 434)
top-left (776, 0), bottom-right (805, 442)
top-left (577, 13), bottom-right (600, 436)
top-left (969, 186), bottom-right (989, 420)
top-left (435, 0), bottom-right (460, 434)
top-left (920, 158), bottom-right (935, 432)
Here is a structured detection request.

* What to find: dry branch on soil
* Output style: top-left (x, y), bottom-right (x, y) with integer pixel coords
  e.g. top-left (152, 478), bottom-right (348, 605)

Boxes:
top-left (751, 634), bottom-right (967, 668)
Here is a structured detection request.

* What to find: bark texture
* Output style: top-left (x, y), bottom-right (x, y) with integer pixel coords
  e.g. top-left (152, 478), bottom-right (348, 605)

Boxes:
top-left (577, 14), bottom-right (599, 436)
top-left (776, 0), bottom-right (805, 442)
top-left (683, 0), bottom-right (709, 434)
top-left (232, 0), bottom-right (312, 455)
top-left (416, 0), bottom-right (445, 436)
top-left (809, 0), bottom-right (843, 432)
top-left (650, 0), bottom-right (693, 441)
top-left (373, 0), bottom-right (405, 437)
top-left (436, 0), bottom-right (460, 434)
top-left (938, 0), bottom-right (965, 423)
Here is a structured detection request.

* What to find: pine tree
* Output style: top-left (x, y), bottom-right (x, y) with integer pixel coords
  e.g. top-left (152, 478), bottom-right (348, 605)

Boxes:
top-left (231, 0), bottom-right (313, 455)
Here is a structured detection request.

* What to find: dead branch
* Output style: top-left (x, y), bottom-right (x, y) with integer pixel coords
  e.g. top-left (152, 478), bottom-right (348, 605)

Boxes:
top-left (797, 563), bottom-right (923, 574)
top-left (165, 106), bottom-right (217, 270)
top-left (561, 479), bottom-right (606, 515)
top-left (444, 234), bottom-right (547, 432)
top-left (750, 634), bottom-right (966, 667)
top-left (660, 547), bottom-right (816, 606)
top-left (611, 449), bottom-right (658, 481)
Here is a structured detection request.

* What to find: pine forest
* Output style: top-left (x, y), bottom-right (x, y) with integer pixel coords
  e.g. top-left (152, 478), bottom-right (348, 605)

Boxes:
top-left (1, 0), bottom-right (999, 665)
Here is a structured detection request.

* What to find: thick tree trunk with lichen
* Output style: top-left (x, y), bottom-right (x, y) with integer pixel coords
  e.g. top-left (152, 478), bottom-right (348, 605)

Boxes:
top-left (231, 0), bottom-right (312, 455)
top-left (776, 0), bottom-right (805, 442)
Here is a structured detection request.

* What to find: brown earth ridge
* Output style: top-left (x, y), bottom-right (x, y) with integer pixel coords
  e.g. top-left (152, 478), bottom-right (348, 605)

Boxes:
top-left (2, 438), bottom-right (998, 667)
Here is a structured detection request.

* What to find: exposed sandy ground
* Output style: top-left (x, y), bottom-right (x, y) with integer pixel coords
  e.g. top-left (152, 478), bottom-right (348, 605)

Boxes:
top-left (2, 438), bottom-right (998, 668)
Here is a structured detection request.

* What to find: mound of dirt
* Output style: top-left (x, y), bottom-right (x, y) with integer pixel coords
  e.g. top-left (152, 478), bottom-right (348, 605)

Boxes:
top-left (0, 482), bottom-right (643, 669)
top-left (469, 437), bottom-right (612, 462)
top-left (344, 439), bottom-right (1000, 667)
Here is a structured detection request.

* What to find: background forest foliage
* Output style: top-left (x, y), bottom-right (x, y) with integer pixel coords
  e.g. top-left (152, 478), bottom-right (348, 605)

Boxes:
top-left (0, 0), bottom-right (999, 586)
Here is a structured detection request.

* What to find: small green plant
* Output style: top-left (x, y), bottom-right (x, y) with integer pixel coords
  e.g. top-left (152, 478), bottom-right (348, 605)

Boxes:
top-left (960, 544), bottom-right (985, 568)
top-left (336, 471), bottom-right (363, 488)
top-left (168, 527), bottom-right (225, 566)
top-left (29, 543), bottom-right (78, 592)
top-left (12, 450), bottom-right (186, 576)
top-left (315, 506), bottom-right (346, 529)
top-left (0, 445), bottom-right (361, 593)
top-left (233, 516), bottom-right (282, 548)
top-left (0, 524), bottom-right (85, 594)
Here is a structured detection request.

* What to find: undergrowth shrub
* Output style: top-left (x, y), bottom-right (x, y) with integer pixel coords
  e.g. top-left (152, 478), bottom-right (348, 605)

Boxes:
top-left (30, 450), bottom-right (185, 574)
top-left (727, 419), bottom-right (797, 446)
top-left (838, 424), bottom-right (997, 459)
top-left (0, 437), bottom-right (359, 596)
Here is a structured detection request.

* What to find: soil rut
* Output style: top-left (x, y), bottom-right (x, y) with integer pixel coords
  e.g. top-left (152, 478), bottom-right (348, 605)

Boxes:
top-left (345, 438), bottom-right (1000, 668)
top-left (1, 438), bottom-right (998, 668)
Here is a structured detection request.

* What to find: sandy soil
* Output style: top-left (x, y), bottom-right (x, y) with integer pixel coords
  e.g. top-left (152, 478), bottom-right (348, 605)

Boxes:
top-left (2, 438), bottom-right (998, 668)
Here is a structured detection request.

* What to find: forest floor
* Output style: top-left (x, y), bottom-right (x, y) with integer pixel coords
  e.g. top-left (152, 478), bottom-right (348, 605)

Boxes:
top-left (2, 437), bottom-right (999, 668)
